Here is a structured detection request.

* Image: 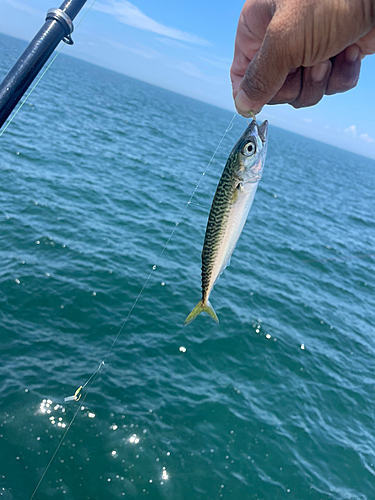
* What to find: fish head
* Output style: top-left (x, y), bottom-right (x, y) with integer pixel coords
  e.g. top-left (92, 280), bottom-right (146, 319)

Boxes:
top-left (234, 119), bottom-right (268, 183)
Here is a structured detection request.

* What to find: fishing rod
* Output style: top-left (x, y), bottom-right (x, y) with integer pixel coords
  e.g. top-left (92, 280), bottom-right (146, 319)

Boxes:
top-left (0, 0), bottom-right (88, 130)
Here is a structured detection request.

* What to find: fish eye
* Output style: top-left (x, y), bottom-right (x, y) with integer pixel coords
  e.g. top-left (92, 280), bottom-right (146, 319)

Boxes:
top-left (243, 141), bottom-right (256, 156)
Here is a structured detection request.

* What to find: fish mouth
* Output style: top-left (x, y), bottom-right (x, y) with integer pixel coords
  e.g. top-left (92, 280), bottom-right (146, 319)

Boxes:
top-left (258, 120), bottom-right (268, 143)
top-left (248, 119), bottom-right (268, 143)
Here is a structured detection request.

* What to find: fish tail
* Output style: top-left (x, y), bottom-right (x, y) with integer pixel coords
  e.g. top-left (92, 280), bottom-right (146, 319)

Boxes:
top-left (184, 300), bottom-right (219, 326)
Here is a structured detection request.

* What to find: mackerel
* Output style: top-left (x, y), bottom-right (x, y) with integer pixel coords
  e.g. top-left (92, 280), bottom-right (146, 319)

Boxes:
top-left (185, 119), bottom-right (268, 325)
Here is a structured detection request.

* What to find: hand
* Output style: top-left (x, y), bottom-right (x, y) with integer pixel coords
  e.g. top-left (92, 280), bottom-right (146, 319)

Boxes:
top-left (230, 0), bottom-right (375, 116)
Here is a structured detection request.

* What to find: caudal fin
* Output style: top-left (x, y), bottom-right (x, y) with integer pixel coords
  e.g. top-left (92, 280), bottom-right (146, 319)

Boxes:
top-left (184, 300), bottom-right (219, 326)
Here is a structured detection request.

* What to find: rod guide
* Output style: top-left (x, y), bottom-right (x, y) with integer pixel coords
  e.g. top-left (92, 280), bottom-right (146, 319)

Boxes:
top-left (46, 8), bottom-right (75, 45)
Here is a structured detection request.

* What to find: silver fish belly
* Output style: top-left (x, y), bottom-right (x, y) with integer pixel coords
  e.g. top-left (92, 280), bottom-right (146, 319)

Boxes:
top-left (185, 119), bottom-right (268, 325)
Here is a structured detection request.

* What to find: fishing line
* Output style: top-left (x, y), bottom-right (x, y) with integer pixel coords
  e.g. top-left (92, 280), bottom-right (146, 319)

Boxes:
top-left (69, 111), bottom-right (237, 374)
top-left (28, 112), bottom-right (237, 498)
top-left (1, 0), bottom-right (237, 495)
top-left (0, 0), bottom-right (98, 139)
top-left (29, 371), bottom-right (99, 500)
top-left (0, 0), bottom-right (253, 497)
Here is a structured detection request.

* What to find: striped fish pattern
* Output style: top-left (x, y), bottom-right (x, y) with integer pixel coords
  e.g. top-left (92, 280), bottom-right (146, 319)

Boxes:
top-left (185, 119), bottom-right (268, 325)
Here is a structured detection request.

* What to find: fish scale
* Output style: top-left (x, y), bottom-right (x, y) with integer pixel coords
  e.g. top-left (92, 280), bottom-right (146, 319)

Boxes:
top-left (201, 166), bottom-right (235, 302)
top-left (185, 119), bottom-right (268, 325)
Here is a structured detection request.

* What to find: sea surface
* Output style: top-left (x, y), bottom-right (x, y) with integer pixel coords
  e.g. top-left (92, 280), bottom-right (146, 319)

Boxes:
top-left (1, 33), bottom-right (375, 500)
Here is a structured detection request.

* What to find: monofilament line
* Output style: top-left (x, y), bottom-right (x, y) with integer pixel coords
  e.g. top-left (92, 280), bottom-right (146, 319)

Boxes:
top-left (100, 112), bottom-right (237, 363)
top-left (29, 372), bottom-right (99, 500)
top-left (28, 112), bottom-right (236, 500)
top-left (78, 111), bottom-right (236, 369)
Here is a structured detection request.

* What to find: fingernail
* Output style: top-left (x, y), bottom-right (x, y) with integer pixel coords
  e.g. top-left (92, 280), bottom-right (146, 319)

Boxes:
top-left (234, 89), bottom-right (255, 117)
top-left (311, 61), bottom-right (330, 83)
top-left (345, 44), bottom-right (359, 63)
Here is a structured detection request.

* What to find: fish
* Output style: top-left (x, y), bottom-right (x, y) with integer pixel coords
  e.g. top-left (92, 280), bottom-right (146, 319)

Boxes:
top-left (184, 119), bottom-right (268, 325)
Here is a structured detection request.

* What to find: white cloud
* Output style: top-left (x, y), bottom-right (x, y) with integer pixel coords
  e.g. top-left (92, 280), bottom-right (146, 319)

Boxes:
top-left (343, 126), bottom-right (374, 143)
top-left (3, 0), bottom-right (43, 17)
top-left (173, 61), bottom-right (222, 85)
top-left (303, 118), bottom-right (313, 123)
top-left (176, 61), bottom-right (206, 79)
top-left (360, 133), bottom-right (375, 143)
top-left (94, 1), bottom-right (209, 46)
top-left (155, 37), bottom-right (191, 50)
top-left (199, 56), bottom-right (231, 70)
top-left (344, 125), bottom-right (357, 138)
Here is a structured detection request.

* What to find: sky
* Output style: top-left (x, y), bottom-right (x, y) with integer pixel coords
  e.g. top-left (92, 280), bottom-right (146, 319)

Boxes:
top-left (0, 0), bottom-right (375, 159)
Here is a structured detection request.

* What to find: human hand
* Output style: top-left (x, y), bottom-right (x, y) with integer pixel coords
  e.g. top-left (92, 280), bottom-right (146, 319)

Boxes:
top-left (230, 0), bottom-right (375, 116)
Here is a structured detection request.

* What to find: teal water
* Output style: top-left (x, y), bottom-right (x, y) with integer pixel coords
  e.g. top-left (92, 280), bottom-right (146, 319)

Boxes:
top-left (1, 33), bottom-right (375, 500)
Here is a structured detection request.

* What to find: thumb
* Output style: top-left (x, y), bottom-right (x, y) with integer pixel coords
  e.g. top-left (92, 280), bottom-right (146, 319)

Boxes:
top-left (235, 21), bottom-right (293, 116)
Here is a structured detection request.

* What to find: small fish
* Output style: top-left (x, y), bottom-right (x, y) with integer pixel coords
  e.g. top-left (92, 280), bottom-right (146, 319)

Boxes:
top-left (185, 119), bottom-right (268, 325)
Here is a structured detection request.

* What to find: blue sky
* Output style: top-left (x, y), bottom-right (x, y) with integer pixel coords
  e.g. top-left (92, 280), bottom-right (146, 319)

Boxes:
top-left (1, 0), bottom-right (375, 158)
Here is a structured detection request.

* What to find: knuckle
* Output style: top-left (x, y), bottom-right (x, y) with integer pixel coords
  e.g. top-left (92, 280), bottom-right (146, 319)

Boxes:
top-left (326, 74), bottom-right (360, 95)
top-left (340, 74), bottom-right (359, 91)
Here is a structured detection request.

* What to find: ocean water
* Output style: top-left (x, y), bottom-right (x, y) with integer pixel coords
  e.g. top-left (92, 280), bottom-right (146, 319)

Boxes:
top-left (1, 32), bottom-right (375, 500)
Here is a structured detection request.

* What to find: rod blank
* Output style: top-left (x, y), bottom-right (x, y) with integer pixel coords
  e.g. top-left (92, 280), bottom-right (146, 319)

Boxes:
top-left (0, 0), bottom-right (87, 129)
